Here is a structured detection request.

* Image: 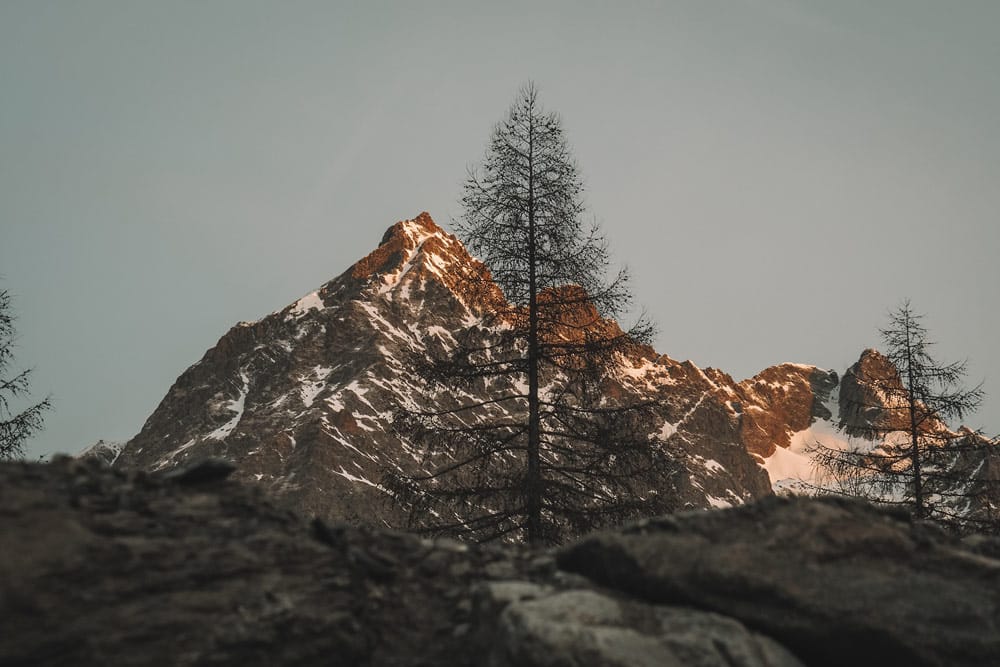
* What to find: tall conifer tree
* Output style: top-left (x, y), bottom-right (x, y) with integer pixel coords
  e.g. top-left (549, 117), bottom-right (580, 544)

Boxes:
top-left (390, 84), bottom-right (676, 545)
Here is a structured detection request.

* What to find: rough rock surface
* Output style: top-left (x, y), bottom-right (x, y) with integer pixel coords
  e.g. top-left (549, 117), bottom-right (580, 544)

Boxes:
top-left (482, 585), bottom-right (805, 667)
top-left (558, 495), bottom-right (1000, 667)
top-left (4, 458), bottom-right (998, 666)
top-left (2, 456), bottom-right (506, 666)
top-left (732, 364), bottom-right (839, 459)
top-left (837, 348), bottom-right (949, 437)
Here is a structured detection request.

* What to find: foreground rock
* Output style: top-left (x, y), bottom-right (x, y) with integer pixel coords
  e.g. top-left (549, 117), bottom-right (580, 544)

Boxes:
top-left (559, 497), bottom-right (1000, 667)
top-left (2, 458), bottom-right (997, 666)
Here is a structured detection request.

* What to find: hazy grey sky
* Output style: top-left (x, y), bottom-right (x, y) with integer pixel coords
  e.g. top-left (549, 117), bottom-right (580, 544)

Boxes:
top-left (2, 1), bottom-right (998, 459)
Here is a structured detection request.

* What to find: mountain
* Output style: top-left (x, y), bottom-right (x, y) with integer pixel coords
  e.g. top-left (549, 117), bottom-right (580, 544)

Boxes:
top-left (110, 213), bottom-right (994, 530)
top-left (755, 347), bottom-right (1000, 527)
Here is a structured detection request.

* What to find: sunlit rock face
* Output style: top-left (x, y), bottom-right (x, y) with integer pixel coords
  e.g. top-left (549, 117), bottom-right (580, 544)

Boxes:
top-left (734, 364), bottom-right (839, 459)
top-left (112, 213), bottom-right (856, 527)
top-left (837, 348), bottom-right (954, 438)
top-left (839, 348), bottom-right (912, 437)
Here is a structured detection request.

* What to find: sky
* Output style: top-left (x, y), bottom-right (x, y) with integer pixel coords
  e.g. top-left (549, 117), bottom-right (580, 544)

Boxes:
top-left (1, 1), bottom-right (998, 459)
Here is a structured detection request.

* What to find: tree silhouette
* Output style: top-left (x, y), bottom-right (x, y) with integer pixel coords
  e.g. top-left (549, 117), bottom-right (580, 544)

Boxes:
top-left (814, 301), bottom-right (994, 529)
top-left (389, 84), bottom-right (677, 545)
top-left (1, 288), bottom-right (51, 459)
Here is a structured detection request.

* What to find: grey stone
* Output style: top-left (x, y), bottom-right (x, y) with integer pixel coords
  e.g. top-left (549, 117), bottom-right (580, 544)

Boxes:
top-left (558, 495), bottom-right (1000, 667)
top-left (486, 589), bottom-right (804, 667)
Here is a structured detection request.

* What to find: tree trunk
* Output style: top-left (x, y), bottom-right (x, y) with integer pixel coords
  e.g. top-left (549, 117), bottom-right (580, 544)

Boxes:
top-left (904, 314), bottom-right (925, 518)
top-left (525, 111), bottom-right (542, 545)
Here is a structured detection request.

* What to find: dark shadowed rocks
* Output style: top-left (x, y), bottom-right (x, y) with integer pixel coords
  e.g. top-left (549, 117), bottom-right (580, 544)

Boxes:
top-left (3, 458), bottom-right (999, 666)
top-left (1, 456), bottom-right (494, 666)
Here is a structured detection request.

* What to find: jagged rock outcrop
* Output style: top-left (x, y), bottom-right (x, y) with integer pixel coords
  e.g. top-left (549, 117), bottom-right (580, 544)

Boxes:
top-left (731, 364), bottom-right (839, 459)
top-left (950, 428), bottom-right (1000, 518)
top-left (3, 457), bottom-right (998, 666)
top-left (837, 348), bottom-right (952, 438)
top-left (839, 348), bottom-right (910, 437)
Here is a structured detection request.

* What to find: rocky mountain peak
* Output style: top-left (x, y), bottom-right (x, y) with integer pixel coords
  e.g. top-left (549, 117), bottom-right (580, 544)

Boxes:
top-left (111, 213), bottom-right (788, 523)
top-left (341, 212), bottom-right (504, 315)
top-left (838, 348), bottom-right (949, 438)
top-left (853, 348), bottom-right (898, 383)
top-left (352, 212), bottom-right (450, 283)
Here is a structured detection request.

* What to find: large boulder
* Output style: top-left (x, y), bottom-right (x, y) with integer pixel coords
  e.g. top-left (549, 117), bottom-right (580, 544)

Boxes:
top-left (478, 583), bottom-right (804, 667)
top-left (558, 496), bottom-right (1000, 667)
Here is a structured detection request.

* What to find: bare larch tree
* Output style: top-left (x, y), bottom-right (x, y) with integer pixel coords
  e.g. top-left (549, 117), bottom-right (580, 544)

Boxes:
top-left (389, 83), bottom-right (677, 545)
top-left (815, 300), bottom-right (991, 527)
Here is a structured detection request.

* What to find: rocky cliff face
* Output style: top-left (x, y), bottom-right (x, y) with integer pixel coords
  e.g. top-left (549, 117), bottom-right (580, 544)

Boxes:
top-left (4, 457), bottom-right (998, 666)
top-left (838, 348), bottom-right (946, 437)
top-left (113, 212), bottom-right (983, 530)
top-left (734, 364), bottom-right (839, 459)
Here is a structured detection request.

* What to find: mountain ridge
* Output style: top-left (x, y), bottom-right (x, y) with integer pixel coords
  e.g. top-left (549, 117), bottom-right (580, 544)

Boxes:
top-left (107, 212), bottom-right (995, 532)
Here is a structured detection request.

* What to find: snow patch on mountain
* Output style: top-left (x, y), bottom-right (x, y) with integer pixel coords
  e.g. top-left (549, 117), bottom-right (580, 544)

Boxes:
top-left (288, 291), bottom-right (325, 318)
top-left (378, 220), bottom-right (435, 295)
top-left (763, 390), bottom-right (850, 492)
top-left (209, 371), bottom-right (249, 440)
top-left (333, 465), bottom-right (388, 492)
top-left (299, 366), bottom-right (334, 408)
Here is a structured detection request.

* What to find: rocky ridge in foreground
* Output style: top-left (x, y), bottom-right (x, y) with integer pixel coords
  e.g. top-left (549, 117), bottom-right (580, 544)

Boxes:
top-left (3, 457), bottom-right (998, 666)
